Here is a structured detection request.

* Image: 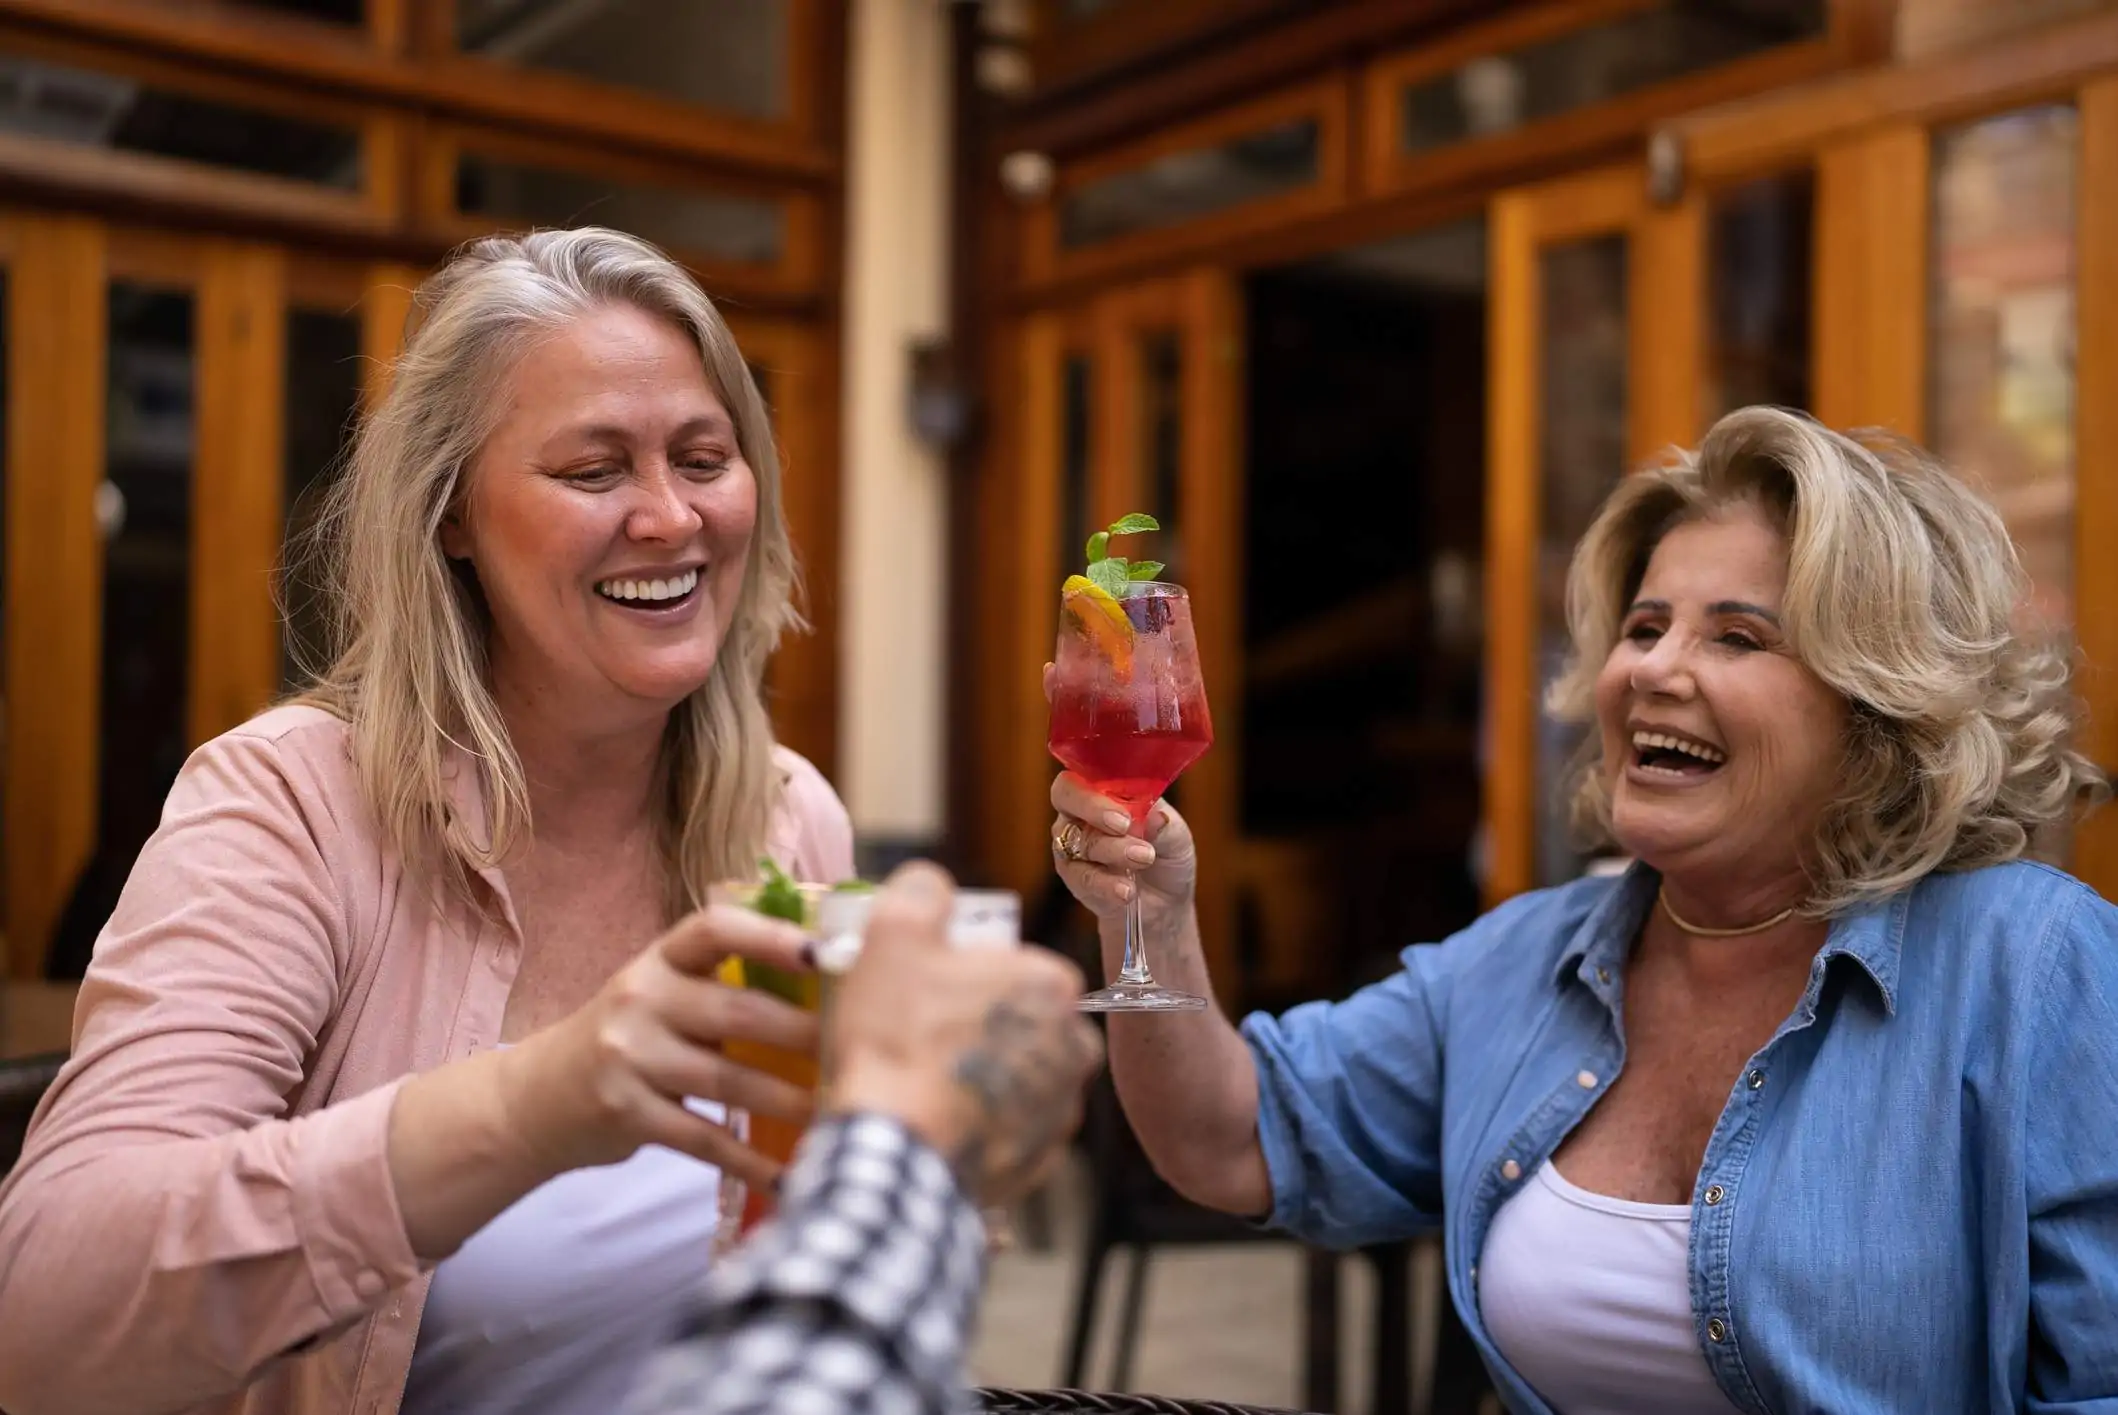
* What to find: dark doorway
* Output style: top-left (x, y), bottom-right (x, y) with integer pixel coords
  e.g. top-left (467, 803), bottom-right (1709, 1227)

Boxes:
top-left (1237, 218), bottom-right (1488, 1004)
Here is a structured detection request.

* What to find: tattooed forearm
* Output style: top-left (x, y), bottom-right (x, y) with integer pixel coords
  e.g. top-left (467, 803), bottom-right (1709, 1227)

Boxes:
top-left (947, 991), bottom-right (1097, 1199)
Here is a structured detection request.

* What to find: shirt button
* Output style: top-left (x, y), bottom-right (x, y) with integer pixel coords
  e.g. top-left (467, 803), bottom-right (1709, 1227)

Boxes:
top-left (1596, 967), bottom-right (1611, 984)
top-left (1748, 1069), bottom-right (1766, 1089)
top-left (1576, 1070), bottom-right (1598, 1089)
top-left (1703, 1184), bottom-right (1726, 1206)
top-left (1707, 1317), bottom-right (1728, 1343)
top-left (354, 1272), bottom-right (384, 1300)
top-left (1501, 1159), bottom-right (1522, 1182)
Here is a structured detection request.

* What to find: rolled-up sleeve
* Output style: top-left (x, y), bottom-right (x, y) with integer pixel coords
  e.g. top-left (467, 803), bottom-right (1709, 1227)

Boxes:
top-left (1241, 902), bottom-right (1524, 1251)
top-left (0, 727), bottom-right (421, 1415)
top-left (2024, 886), bottom-right (2118, 1411)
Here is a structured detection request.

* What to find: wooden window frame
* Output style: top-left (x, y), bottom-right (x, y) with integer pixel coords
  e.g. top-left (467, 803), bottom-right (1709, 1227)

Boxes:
top-left (0, 0), bottom-right (838, 182)
top-left (0, 21), bottom-right (403, 237)
top-left (1359, 0), bottom-right (1846, 205)
top-left (1026, 0), bottom-right (1292, 100)
top-left (1483, 163), bottom-right (1700, 907)
top-left (417, 121), bottom-right (826, 305)
top-left (1021, 74), bottom-right (1351, 292)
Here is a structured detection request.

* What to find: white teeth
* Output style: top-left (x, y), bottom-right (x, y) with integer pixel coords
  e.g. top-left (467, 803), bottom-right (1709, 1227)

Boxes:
top-left (598, 569), bottom-right (700, 604)
top-left (1631, 730), bottom-right (1726, 765)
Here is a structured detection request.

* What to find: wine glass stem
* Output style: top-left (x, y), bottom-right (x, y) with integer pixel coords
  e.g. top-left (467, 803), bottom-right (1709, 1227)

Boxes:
top-left (1117, 870), bottom-right (1155, 987)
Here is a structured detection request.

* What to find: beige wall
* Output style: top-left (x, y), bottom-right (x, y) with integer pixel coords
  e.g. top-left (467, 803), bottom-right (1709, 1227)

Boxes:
top-left (839, 0), bottom-right (953, 842)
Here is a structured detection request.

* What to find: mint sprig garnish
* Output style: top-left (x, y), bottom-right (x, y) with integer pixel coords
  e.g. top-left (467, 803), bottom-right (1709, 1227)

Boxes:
top-left (754, 857), bottom-right (807, 924)
top-left (1085, 513), bottom-right (1165, 598)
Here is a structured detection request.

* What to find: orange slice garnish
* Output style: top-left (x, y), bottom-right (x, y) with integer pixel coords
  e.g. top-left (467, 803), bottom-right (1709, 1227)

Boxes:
top-left (1062, 575), bottom-right (1134, 670)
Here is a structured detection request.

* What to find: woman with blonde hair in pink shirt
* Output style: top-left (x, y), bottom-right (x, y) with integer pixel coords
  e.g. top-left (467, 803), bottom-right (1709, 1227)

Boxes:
top-left (0, 227), bottom-right (856, 1415)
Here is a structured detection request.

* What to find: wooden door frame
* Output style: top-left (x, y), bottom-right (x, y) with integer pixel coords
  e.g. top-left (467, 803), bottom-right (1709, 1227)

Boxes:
top-left (2, 215), bottom-right (421, 979)
top-left (1484, 162), bottom-right (1701, 908)
top-left (727, 312), bottom-right (842, 782)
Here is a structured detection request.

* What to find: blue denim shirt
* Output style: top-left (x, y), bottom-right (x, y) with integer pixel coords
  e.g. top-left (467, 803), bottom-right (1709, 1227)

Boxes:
top-left (1243, 860), bottom-right (2118, 1414)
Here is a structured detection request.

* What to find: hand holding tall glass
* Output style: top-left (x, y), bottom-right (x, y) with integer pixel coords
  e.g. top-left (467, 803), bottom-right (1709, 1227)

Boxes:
top-left (1048, 575), bottom-right (1214, 1012)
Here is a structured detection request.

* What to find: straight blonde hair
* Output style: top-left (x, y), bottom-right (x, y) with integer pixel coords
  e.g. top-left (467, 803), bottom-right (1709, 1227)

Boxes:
top-left (1548, 407), bottom-right (2106, 915)
top-left (290, 228), bottom-right (800, 914)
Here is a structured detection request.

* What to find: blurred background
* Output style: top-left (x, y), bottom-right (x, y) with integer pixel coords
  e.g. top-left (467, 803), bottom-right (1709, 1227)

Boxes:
top-left (0, 0), bottom-right (2112, 1409)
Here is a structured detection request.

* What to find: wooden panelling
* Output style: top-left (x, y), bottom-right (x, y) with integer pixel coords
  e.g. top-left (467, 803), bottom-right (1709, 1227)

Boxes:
top-left (1812, 125), bottom-right (1928, 434)
top-left (733, 316), bottom-right (841, 782)
top-left (1483, 188), bottom-right (1539, 908)
top-left (5, 216), bottom-right (105, 979)
top-left (2074, 75), bottom-right (2118, 897)
top-left (1671, 7), bottom-right (2118, 185)
top-left (1176, 268), bottom-right (1244, 985)
top-left (191, 241), bottom-right (287, 748)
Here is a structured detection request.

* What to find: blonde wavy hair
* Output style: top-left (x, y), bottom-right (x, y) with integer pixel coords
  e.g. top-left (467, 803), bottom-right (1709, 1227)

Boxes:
top-left (290, 227), bottom-right (801, 914)
top-left (1548, 405), bottom-right (2106, 915)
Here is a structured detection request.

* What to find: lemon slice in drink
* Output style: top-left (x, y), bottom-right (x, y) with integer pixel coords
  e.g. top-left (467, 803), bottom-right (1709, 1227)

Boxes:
top-left (1062, 575), bottom-right (1134, 669)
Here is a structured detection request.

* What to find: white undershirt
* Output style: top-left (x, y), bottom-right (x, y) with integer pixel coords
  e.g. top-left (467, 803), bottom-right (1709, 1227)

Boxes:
top-left (1480, 1161), bottom-right (1740, 1415)
top-left (401, 1096), bottom-right (725, 1415)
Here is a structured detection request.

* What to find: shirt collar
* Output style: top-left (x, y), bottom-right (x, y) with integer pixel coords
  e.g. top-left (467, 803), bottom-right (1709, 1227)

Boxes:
top-left (1552, 860), bottom-right (1906, 1017)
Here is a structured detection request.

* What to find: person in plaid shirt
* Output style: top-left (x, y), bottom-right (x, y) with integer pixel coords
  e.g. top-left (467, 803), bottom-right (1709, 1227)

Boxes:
top-left (629, 862), bottom-right (1103, 1415)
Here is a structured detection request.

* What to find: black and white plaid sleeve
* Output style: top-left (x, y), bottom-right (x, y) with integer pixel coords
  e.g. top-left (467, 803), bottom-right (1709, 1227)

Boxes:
top-left (626, 1112), bottom-right (988, 1415)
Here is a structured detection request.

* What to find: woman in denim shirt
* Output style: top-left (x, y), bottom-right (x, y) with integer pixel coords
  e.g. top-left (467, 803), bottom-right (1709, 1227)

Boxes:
top-left (1049, 407), bottom-right (2116, 1414)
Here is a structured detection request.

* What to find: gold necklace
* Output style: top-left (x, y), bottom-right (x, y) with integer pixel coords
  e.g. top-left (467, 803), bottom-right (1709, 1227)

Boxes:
top-left (1658, 886), bottom-right (1796, 937)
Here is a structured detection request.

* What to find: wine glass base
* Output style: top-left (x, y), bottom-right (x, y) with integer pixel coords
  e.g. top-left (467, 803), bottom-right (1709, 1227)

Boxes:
top-left (1079, 982), bottom-right (1209, 1013)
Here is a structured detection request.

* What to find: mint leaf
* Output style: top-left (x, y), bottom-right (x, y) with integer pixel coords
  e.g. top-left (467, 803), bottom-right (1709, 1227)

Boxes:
top-left (754, 857), bottom-right (807, 924)
top-left (1087, 559), bottom-right (1130, 598)
top-left (1085, 531), bottom-right (1109, 562)
top-left (1107, 513), bottom-right (1160, 536)
top-left (831, 878), bottom-right (876, 893)
top-left (1126, 560), bottom-right (1165, 581)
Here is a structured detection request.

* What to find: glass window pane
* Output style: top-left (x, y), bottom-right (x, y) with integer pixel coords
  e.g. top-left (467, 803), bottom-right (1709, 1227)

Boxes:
top-left (1060, 353), bottom-right (1091, 580)
top-left (457, 0), bottom-right (789, 122)
top-left (234, 0), bottom-right (363, 23)
top-left (1401, 1), bottom-right (1826, 156)
top-left (1930, 105), bottom-right (2077, 631)
top-left (48, 283), bottom-right (193, 979)
top-left (0, 51), bottom-right (361, 189)
top-left (1060, 119), bottom-right (1319, 250)
top-left (456, 153), bottom-right (785, 266)
top-left (281, 308), bottom-right (361, 689)
top-left (1142, 332), bottom-right (1183, 576)
top-left (1538, 236), bottom-right (1628, 887)
top-left (1706, 170), bottom-right (1814, 420)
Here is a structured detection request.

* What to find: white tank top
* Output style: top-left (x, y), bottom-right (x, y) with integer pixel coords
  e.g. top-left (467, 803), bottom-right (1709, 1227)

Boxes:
top-left (1480, 1161), bottom-right (1740, 1415)
top-left (401, 1098), bottom-right (725, 1415)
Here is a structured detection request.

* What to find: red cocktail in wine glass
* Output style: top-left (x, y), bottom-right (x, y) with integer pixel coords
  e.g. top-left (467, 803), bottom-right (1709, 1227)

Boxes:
top-left (1048, 569), bottom-right (1213, 1012)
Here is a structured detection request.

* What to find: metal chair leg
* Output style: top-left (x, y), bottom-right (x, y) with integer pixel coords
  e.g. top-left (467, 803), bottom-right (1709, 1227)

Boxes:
top-left (1110, 1245), bottom-right (1152, 1390)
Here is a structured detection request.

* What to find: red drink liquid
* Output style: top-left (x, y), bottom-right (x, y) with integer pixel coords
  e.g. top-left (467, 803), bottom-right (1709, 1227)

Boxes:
top-left (1048, 686), bottom-right (1213, 826)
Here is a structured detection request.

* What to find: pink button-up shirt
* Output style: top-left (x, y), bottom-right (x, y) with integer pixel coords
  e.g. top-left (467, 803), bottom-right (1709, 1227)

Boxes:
top-left (0, 705), bottom-right (854, 1415)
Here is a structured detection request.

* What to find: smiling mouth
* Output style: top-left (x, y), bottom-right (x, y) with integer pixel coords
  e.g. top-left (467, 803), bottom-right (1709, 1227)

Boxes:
top-left (594, 568), bottom-right (701, 607)
top-left (1631, 729), bottom-right (1727, 778)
